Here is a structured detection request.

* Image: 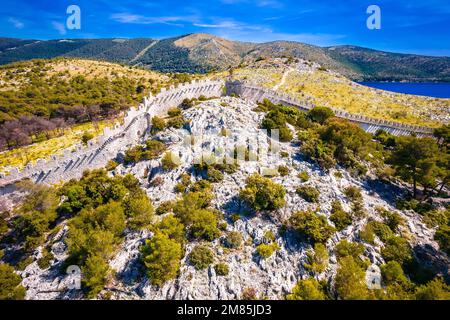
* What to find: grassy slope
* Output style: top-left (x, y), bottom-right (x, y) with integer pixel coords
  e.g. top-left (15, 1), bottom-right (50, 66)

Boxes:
top-left (227, 60), bottom-right (450, 127)
top-left (0, 58), bottom-right (185, 172)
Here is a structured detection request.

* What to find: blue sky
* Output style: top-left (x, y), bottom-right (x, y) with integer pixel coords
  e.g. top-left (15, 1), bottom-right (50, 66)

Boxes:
top-left (1, 0), bottom-right (449, 56)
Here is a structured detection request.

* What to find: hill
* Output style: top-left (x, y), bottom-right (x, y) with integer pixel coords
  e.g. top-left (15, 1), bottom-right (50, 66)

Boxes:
top-left (1, 34), bottom-right (449, 82)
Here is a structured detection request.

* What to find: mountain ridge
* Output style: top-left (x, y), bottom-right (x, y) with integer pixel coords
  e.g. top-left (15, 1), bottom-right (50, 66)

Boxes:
top-left (1, 33), bottom-right (449, 82)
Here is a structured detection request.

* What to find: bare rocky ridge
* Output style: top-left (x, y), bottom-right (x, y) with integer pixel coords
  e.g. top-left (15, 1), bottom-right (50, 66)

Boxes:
top-left (18, 97), bottom-right (447, 300)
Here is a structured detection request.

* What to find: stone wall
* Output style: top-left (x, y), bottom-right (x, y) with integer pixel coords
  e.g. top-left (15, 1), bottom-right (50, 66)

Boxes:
top-left (0, 79), bottom-right (224, 189)
top-left (0, 78), bottom-right (435, 191)
top-left (226, 81), bottom-right (434, 137)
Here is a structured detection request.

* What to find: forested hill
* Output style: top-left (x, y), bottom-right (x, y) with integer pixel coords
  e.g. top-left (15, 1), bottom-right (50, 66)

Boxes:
top-left (1, 34), bottom-right (450, 82)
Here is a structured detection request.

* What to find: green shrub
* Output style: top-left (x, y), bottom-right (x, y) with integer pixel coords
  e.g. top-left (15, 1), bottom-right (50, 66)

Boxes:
top-left (0, 263), bottom-right (26, 300)
top-left (296, 186), bottom-right (320, 203)
top-left (123, 191), bottom-right (154, 229)
top-left (278, 165), bottom-right (289, 176)
top-left (189, 209), bottom-right (220, 241)
top-left (81, 131), bottom-right (94, 145)
top-left (144, 140), bottom-right (167, 159)
top-left (240, 174), bottom-right (286, 211)
top-left (155, 201), bottom-right (175, 215)
top-left (287, 278), bottom-right (326, 300)
top-left (343, 186), bottom-right (363, 202)
top-left (377, 207), bottom-right (404, 232)
top-left (381, 261), bottom-right (409, 286)
top-left (434, 224), bottom-right (449, 255)
top-left (82, 254), bottom-right (109, 298)
top-left (367, 220), bottom-right (394, 243)
top-left (167, 108), bottom-right (182, 117)
top-left (188, 245), bottom-right (214, 270)
top-left (230, 213), bottom-right (240, 223)
top-left (256, 243), bottom-right (279, 259)
top-left (280, 151), bottom-right (289, 158)
top-left (304, 243), bottom-right (329, 274)
top-left (334, 240), bottom-right (367, 267)
top-left (307, 107), bottom-right (334, 124)
top-left (298, 171), bottom-right (310, 182)
top-left (214, 263), bottom-right (229, 276)
top-left (334, 256), bottom-right (369, 300)
top-left (161, 152), bottom-right (180, 171)
top-left (289, 210), bottom-right (335, 244)
top-left (225, 231), bottom-right (243, 249)
top-left (415, 277), bottom-right (450, 300)
top-left (141, 231), bottom-right (183, 286)
top-left (381, 236), bottom-right (413, 266)
top-left (167, 116), bottom-right (185, 129)
top-left (329, 200), bottom-right (352, 231)
top-left (206, 167), bottom-right (224, 182)
top-left (37, 248), bottom-right (54, 269)
top-left (151, 116), bottom-right (166, 134)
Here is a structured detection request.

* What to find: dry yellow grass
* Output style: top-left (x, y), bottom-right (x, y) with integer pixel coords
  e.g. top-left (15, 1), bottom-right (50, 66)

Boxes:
top-left (0, 120), bottom-right (112, 173)
top-left (229, 62), bottom-right (450, 128)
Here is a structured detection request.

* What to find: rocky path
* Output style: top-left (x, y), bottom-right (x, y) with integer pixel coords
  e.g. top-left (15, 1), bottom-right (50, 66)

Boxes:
top-left (273, 67), bottom-right (294, 91)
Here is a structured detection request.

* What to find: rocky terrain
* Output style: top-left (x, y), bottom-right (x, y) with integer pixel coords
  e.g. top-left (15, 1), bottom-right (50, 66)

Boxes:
top-left (16, 97), bottom-right (447, 300)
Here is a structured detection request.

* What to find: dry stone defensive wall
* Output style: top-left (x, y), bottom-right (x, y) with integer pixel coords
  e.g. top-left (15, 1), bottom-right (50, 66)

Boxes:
top-left (0, 79), bottom-right (435, 191)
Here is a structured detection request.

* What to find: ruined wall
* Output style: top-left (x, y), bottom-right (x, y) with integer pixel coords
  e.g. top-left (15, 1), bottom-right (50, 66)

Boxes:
top-left (226, 81), bottom-right (434, 137)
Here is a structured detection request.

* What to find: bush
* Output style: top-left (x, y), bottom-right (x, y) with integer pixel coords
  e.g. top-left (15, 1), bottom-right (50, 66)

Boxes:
top-left (37, 248), bottom-right (54, 269)
top-left (81, 131), bottom-right (94, 145)
top-left (167, 116), bottom-right (185, 129)
top-left (214, 263), bottom-right (229, 276)
top-left (154, 215), bottom-right (186, 245)
top-left (334, 240), bottom-right (367, 267)
top-left (144, 140), bottom-right (167, 159)
top-left (334, 256), bottom-right (369, 300)
top-left (378, 208), bottom-right (404, 232)
top-left (381, 261), bottom-right (409, 286)
top-left (206, 167), bottom-right (224, 183)
top-left (225, 231), bottom-right (243, 249)
top-left (329, 200), bottom-right (352, 231)
top-left (82, 254), bottom-right (109, 298)
top-left (0, 263), bottom-right (26, 300)
top-left (289, 210), bottom-right (335, 244)
top-left (189, 209), bottom-right (220, 241)
top-left (343, 186), bottom-right (363, 202)
top-left (123, 191), bottom-right (154, 229)
top-left (435, 224), bottom-right (450, 255)
top-left (141, 232), bottom-right (183, 286)
top-left (304, 243), bottom-right (329, 274)
top-left (167, 108), bottom-right (182, 117)
top-left (240, 174), bottom-right (286, 211)
top-left (278, 165), bottom-right (289, 176)
top-left (161, 152), bottom-right (180, 171)
top-left (256, 243), bottom-right (279, 259)
top-left (381, 236), bottom-right (413, 266)
top-left (367, 220), bottom-right (394, 243)
top-left (286, 278), bottom-right (326, 300)
top-left (298, 171), bottom-right (310, 182)
top-left (296, 186), bottom-right (320, 203)
top-left (151, 116), bottom-right (166, 134)
top-left (155, 201), bottom-right (175, 215)
top-left (188, 245), bottom-right (214, 270)
top-left (307, 107), bottom-right (334, 124)
top-left (415, 277), bottom-right (450, 300)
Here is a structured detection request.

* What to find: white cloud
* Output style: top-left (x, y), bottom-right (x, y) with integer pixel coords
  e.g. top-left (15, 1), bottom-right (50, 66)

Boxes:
top-left (52, 21), bottom-right (67, 35)
top-left (8, 17), bottom-right (24, 29)
top-left (110, 13), bottom-right (198, 26)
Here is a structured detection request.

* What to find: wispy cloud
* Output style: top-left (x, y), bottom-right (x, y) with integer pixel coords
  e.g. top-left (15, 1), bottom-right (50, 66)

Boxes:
top-left (8, 17), bottom-right (24, 29)
top-left (52, 21), bottom-right (66, 35)
top-left (110, 13), bottom-right (198, 26)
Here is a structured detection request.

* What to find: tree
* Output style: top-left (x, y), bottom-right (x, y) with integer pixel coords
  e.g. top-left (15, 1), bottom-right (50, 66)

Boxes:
top-left (334, 256), bottom-right (369, 300)
top-left (188, 245), bottom-right (214, 270)
top-left (154, 215), bottom-right (186, 245)
top-left (141, 232), bottom-right (183, 286)
top-left (0, 263), bottom-right (26, 300)
top-left (415, 277), bottom-right (450, 300)
top-left (289, 210), bottom-right (336, 244)
top-left (287, 278), bottom-right (326, 300)
top-left (82, 254), bottom-right (109, 298)
top-left (381, 236), bottom-right (412, 266)
top-left (390, 136), bottom-right (441, 198)
top-left (380, 261), bottom-right (409, 286)
top-left (307, 107), bottom-right (334, 124)
top-left (240, 174), bottom-right (286, 211)
top-left (123, 191), bottom-right (154, 229)
top-left (304, 243), bottom-right (329, 274)
top-left (189, 209), bottom-right (220, 241)
top-left (329, 200), bottom-right (352, 231)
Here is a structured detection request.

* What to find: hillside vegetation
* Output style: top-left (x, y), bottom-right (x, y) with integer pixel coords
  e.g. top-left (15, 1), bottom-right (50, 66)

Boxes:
top-left (227, 59), bottom-right (450, 127)
top-left (1, 34), bottom-right (449, 82)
